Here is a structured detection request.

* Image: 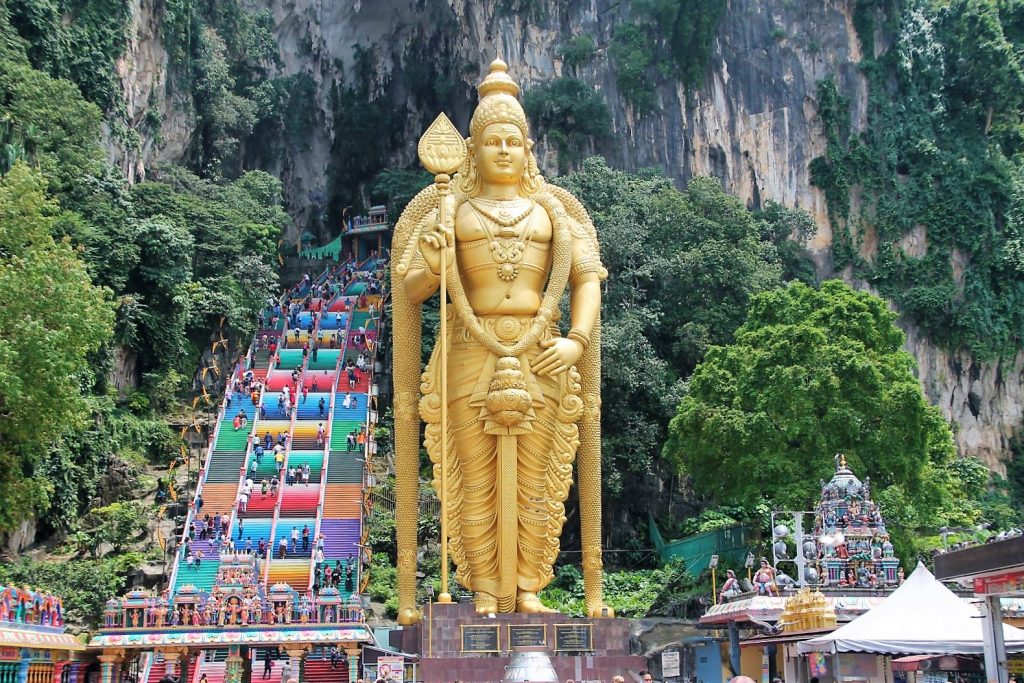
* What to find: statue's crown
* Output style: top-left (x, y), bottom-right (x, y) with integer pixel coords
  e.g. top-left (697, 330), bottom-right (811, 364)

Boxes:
top-left (477, 58), bottom-right (520, 99)
top-left (470, 58), bottom-right (529, 140)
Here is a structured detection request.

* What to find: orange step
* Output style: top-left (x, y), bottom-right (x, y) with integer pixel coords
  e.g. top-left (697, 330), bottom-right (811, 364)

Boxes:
top-left (322, 485), bottom-right (361, 517)
top-left (196, 484), bottom-right (237, 516)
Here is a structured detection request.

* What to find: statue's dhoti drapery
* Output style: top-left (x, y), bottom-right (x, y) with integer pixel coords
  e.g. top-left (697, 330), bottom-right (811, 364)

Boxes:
top-left (419, 312), bottom-right (582, 611)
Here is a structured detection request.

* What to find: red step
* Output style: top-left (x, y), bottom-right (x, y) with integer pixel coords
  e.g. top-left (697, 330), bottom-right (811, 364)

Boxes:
top-left (281, 485), bottom-right (320, 515)
top-left (304, 659), bottom-right (350, 683)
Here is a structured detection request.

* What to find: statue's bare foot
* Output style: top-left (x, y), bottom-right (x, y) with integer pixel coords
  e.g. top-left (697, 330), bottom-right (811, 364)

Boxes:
top-left (474, 592), bottom-right (497, 616)
top-left (516, 592), bottom-right (556, 614)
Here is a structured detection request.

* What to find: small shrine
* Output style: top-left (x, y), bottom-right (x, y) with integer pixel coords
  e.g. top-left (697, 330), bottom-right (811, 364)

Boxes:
top-left (814, 455), bottom-right (901, 587)
top-left (699, 455), bottom-right (909, 683)
top-left (779, 588), bottom-right (837, 633)
top-left (92, 556), bottom-right (372, 683)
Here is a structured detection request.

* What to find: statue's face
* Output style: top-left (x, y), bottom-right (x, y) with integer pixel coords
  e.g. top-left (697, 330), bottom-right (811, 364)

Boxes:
top-left (475, 122), bottom-right (527, 186)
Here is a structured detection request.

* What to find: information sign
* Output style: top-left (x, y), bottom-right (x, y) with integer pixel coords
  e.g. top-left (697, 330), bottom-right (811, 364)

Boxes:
top-left (508, 624), bottom-right (547, 648)
top-left (460, 624), bottom-right (500, 653)
top-left (553, 623), bottom-right (593, 652)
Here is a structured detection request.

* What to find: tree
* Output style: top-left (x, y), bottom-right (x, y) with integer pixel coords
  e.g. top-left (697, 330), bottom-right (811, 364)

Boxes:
top-left (662, 280), bottom-right (999, 560)
top-left (81, 501), bottom-right (149, 555)
top-left (553, 158), bottom-right (808, 505)
top-left (0, 164), bottom-right (114, 530)
top-left (522, 77), bottom-right (612, 171)
top-left (665, 281), bottom-right (951, 506)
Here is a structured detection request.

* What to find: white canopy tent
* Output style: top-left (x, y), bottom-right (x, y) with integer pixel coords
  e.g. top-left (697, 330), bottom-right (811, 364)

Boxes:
top-left (798, 562), bottom-right (1024, 655)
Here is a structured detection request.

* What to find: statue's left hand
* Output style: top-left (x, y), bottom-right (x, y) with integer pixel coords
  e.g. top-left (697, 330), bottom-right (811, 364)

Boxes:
top-left (533, 337), bottom-right (583, 376)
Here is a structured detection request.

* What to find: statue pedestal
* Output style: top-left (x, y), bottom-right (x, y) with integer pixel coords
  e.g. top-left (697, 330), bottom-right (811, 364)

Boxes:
top-left (399, 602), bottom-right (645, 683)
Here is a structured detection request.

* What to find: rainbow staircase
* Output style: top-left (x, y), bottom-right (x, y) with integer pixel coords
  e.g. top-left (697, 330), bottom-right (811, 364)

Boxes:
top-left (170, 259), bottom-right (380, 608)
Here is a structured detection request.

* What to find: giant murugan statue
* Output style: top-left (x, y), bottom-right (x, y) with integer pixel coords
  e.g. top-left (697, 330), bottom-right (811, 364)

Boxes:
top-left (392, 59), bottom-right (611, 621)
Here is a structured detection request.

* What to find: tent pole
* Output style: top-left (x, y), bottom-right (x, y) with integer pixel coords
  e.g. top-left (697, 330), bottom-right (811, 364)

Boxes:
top-left (980, 595), bottom-right (1008, 683)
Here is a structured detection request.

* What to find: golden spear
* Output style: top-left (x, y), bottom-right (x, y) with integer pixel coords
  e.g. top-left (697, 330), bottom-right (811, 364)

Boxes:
top-left (417, 113), bottom-right (467, 604)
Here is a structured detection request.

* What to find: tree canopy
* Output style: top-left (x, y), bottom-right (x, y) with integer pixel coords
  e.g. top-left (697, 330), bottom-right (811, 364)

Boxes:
top-left (0, 164), bottom-right (114, 528)
top-left (664, 280), bottom-right (1005, 559)
top-left (553, 158), bottom-right (816, 502)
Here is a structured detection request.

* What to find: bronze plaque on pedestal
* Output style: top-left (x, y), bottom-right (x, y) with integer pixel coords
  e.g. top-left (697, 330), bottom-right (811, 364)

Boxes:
top-left (460, 624), bottom-right (500, 653)
top-left (554, 623), bottom-right (593, 651)
top-left (507, 624), bottom-right (547, 648)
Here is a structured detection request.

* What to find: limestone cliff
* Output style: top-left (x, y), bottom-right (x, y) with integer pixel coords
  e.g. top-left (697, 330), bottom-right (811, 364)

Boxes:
top-left (112, 0), bottom-right (1023, 471)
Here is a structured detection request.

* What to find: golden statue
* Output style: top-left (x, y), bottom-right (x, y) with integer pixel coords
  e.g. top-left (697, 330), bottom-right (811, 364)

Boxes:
top-left (391, 59), bottom-right (612, 620)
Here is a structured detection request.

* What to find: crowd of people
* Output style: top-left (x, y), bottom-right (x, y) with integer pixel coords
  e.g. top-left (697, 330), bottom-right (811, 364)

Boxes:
top-left (178, 255), bottom-right (387, 626)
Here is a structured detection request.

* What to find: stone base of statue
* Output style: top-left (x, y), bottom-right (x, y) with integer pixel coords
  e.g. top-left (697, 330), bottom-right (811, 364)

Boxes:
top-left (396, 602), bottom-right (645, 683)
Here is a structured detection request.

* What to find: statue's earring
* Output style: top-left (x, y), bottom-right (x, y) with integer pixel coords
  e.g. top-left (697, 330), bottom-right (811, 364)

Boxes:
top-left (457, 138), bottom-right (476, 192)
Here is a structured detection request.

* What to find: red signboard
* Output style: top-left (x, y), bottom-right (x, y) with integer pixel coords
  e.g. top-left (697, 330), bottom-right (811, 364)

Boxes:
top-left (973, 570), bottom-right (1024, 595)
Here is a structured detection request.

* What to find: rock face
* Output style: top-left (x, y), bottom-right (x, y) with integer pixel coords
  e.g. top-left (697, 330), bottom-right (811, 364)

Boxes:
top-left (113, 0), bottom-right (1022, 470)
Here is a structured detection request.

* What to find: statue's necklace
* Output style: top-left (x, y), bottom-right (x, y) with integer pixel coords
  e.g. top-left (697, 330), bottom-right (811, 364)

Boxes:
top-left (467, 197), bottom-right (535, 227)
top-left (469, 198), bottom-right (536, 282)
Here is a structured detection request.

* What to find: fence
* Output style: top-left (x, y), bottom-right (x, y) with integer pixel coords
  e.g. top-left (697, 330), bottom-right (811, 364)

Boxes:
top-left (370, 486), bottom-right (441, 519)
top-left (649, 514), bottom-right (751, 577)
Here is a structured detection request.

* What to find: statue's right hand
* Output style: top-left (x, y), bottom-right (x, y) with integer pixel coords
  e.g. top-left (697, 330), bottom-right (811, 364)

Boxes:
top-left (418, 215), bottom-right (455, 276)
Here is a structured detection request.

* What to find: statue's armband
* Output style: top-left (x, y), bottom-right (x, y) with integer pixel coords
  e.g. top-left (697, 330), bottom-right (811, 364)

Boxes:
top-left (569, 226), bottom-right (603, 285)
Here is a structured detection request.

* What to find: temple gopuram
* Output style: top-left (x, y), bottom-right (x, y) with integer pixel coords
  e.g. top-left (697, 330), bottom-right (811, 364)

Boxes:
top-left (699, 456), bottom-right (904, 682)
top-left (0, 585), bottom-right (85, 683)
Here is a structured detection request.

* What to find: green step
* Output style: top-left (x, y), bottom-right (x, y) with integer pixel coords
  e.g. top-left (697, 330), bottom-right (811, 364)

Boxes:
top-left (308, 349), bottom-right (340, 371)
top-left (287, 451), bottom-right (325, 478)
top-left (215, 426), bottom-right (251, 451)
top-left (330, 421), bottom-right (361, 450)
top-left (251, 456), bottom-right (278, 480)
top-left (277, 349), bottom-right (304, 369)
top-left (175, 561), bottom-right (220, 593)
top-left (327, 452), bottom-right (363, 484)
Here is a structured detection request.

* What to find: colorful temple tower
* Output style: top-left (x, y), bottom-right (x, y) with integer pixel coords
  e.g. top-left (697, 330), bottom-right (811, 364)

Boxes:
top-left (815, 455), bottom-right (900, 588)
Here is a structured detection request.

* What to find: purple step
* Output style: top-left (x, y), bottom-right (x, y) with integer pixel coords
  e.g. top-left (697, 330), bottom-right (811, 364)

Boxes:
top-left (318, 519), bottom-right (360, 559)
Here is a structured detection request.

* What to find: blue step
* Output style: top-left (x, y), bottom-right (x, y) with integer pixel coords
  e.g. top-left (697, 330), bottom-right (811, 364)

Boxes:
top-left (332, 393), bottom-right (366, 420)
top-left (297, 394), bottom-right (332, 420)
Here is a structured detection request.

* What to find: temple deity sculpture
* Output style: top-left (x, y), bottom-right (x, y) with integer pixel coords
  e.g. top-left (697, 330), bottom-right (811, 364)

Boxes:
top-left (392, 59), bottom-right (611, 620)
top-left (719, 570), bottom-right (742, 602)
top-left (753, 559), bottom-right (779, 595)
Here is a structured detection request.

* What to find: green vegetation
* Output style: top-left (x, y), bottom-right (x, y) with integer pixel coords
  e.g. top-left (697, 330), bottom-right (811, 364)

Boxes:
top-left (810, 0), bottom-right (1024, 356)
top-left (6, 0), bottom-right (132, 112)
top-left (609, 23), bottom-right (657, 112)
top-left (539, 561), bottom-right (704, 618)
top-left (0, 164), bottom-right (114, 530)
top-left (523, 77), bottom-right (612, 171)
top-left (555, 158), bottom-right (816, 500)
top-left (560, 35), bottom-right (596, 72)
top-left (0, 553), bottom-right (143, 626)
top-left (0, 4), bottom-right (283, 544)
top-left (327, 46), bottom-right (404, 218)
top-left (609, 0), bottom-right (727, 110)
top-left (496, 0), bottom-right (548, 23)
top-left (664, 280), bottom-right (1011, 562)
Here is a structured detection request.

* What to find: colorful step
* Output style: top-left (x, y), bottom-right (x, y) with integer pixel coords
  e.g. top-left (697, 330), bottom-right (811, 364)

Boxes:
top-left (281, 484), bottom-right (320, 516)
top-left (322, 485), bottom-right (361, 518)
top-left (326, 452), bottom-right (363, 485)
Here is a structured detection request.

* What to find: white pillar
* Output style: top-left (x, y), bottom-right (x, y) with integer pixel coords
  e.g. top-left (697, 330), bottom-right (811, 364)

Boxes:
top-left (980, 595), bottom-right (1009, 683)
